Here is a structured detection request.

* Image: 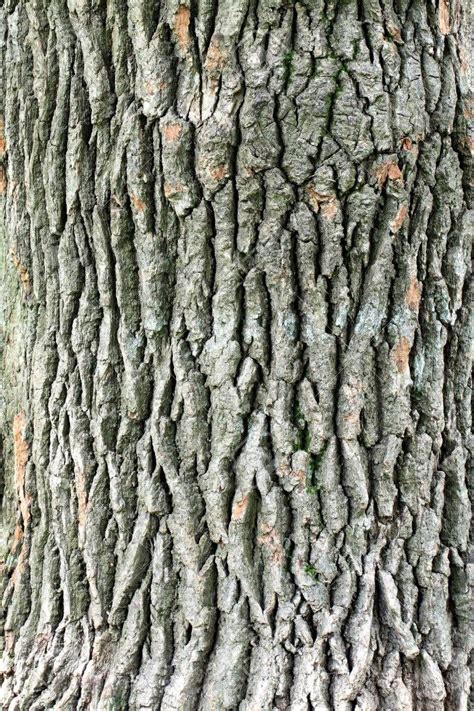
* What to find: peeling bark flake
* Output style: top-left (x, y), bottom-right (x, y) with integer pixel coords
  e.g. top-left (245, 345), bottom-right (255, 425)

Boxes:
top-left (163, 123), bottom-right (183, 142)
top-left (174, 5), bottom-right (191, 53)
top-left (12, 414), bottom-right (29, 526)
top-left (439, 0), bottom-right (451, 35)
top-left (10, 250), bottom-right (31, 293)
top-left (0, 116), bottom-right (5, 155)
top-left (374, 161), bottom-right (404, 186)
top-left (205, 40), bottom-right (226, 72)
top-left (393, 337), bottom-right (412, 372)
top-left (391, 205), bottom-right (408, 233)
top-left (405, 277), bottom-right (422, 311)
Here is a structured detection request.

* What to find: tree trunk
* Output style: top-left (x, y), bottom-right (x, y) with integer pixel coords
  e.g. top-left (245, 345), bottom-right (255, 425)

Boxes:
top-left (0, 0), bottom-right (472, 709)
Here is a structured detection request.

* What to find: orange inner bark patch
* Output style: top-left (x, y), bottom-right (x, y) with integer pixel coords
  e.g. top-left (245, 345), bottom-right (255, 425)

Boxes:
top-left (164, 183), bottom-right (182, 198)
top-left (374, 161), bottom-right (403, 186)
top-left (232, 494), bottom-right (249, 520)
top-left (405, 276), bottom-right (422, 311)
top-left (393, 337), bottom-right (411, 373)
top-left (205, 39), bottom-right (226, 71)
top-left (0, 116), bottom-right (5, 156)
top-left (143, 79), bottom-right (168, 95)
top-left (306, 186), bottom-right (337, 216)
top-left (439, 0), bottom-right (450, 34)
top-left (130, 193), bottom-right (146, 211)
top-left (10, 523), bottom-right (24, 553)
top-left (11, 250), bottom-right (31, 293)
top-left (386, 22), bottom-right (402, 43)
top-left (321, 200), bottom-right (337, 220)
top-left (391, 205), bottom-right (408, 233)
top-left (290, 469), bottom-right (306, 488)
top-left (277, 463), bottom-right (291, 478)
top-left (257, 523), bottom-right (283, 563)
top-left (306, 186), bottom-right (321, 211)
top-left (0, 165), bottom-right (6, 194)
top-left (11, 543), bottom-right (29, 586)
top-left (5, 631), bottom-right (14, 653)
top-left (174, 5), bottom-right (191, 53)
top-left (163, 123), bottom-right (183, 142)
top-left (13, 414), bottom-right (28, 497)
top-left (341, 380), bottom-right (363, 425)
top-left (463, 103), bottom-right (474, 120)
top-left (401, 137), bottom-right (413, 151)
top-left (209, 164), bottom-right (228, 181)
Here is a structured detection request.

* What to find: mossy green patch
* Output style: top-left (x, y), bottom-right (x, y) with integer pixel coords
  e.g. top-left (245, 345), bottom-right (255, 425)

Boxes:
top-left (304, 563), bottom-right (319, 580)
top-left (292, 401), bottom-right (313, 451)
top-left (283, 50), bottom-right (294, 84)
top-left (305, 440), bottom-right (329, 490)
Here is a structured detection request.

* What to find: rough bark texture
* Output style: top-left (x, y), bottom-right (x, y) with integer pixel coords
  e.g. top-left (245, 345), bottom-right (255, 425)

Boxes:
top-left (0, 0), bottom-right (472, 709)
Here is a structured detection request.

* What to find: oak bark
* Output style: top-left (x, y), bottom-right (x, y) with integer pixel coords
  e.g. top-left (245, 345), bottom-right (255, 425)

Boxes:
top-left (0, 0), bottom-right (472, 709)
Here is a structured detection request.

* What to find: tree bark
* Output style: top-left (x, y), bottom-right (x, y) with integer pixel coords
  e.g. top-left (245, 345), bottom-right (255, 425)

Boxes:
top-left (0, 0), bottom-right (472, 709)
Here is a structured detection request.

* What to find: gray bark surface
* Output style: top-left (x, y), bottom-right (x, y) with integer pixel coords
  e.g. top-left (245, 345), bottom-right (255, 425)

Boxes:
top-left (0, 0), bottom-right (472, 709)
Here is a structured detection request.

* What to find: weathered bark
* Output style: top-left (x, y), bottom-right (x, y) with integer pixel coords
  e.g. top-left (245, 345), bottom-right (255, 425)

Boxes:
top-left (0, 0), bottom-right (472, 709)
